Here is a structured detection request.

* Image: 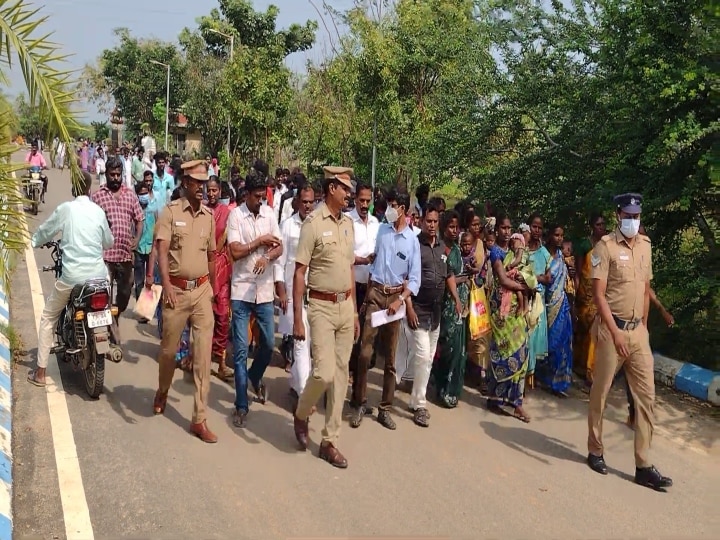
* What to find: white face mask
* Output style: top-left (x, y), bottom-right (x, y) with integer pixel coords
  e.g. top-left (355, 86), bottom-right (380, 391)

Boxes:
top-left (620, 218), bottom-right (640, 238)
top-left (385, 207), bottom-right (400, 224)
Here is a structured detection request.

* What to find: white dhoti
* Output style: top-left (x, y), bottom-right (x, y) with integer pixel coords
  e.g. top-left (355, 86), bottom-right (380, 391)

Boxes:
top-left (281, 300), bottom-right (312, 396)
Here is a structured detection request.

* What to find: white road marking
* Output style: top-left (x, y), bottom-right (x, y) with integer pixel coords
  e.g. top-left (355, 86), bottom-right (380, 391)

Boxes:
top-left (25, 238), bottom-right (94, 539)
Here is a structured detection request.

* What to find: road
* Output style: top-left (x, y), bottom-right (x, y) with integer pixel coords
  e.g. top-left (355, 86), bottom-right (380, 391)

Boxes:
top-left (10, 155), bottom-right (720, 539)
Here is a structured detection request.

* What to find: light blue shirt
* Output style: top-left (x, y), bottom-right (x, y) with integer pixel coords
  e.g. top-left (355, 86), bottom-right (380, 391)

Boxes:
top-left (31, 196), bottom-right (114, 286)
top-left (369, 222), bottom-right (422, 295)
top-left (152, 172), bottom-right (175, 208)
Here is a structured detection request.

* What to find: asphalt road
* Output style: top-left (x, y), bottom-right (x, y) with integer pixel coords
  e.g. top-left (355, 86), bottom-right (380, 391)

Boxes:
top-left (10, 154), bottom-right (720, 539)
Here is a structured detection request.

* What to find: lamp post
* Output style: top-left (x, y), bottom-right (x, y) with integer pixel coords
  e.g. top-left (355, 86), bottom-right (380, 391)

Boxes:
top-left (208, 28), bottom-right (234, 178)
top-left (150, 60), bottom-right (170, 151)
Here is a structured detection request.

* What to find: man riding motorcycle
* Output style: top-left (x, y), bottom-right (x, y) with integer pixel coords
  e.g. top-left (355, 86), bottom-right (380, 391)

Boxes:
top-left (25, 140), bottom-right (49, 203)
top-left (26, 171), bottom-right (114, 387)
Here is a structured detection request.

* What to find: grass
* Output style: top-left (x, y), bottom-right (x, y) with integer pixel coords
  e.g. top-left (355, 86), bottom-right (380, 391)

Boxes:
top-left (0, 322), bottom-right (25, 362)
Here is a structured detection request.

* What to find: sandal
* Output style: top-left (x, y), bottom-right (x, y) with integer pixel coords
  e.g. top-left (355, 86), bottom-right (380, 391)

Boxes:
top-left (513, 406), bottom-right (531, 423)
top-left (153, 391), bottom-right (168, 415)
top-left (215, 366), bottom-right (234, 382)
top-left (27, 369), bottom-right (46, 387)
top-left (413, 408), bottom-right (430, 428)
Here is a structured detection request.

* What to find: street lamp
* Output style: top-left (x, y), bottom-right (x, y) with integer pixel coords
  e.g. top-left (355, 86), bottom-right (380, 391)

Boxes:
top-left (208, 28), bottom-right (234, 177)
top-left (150, 60), bottom-right (170, 151)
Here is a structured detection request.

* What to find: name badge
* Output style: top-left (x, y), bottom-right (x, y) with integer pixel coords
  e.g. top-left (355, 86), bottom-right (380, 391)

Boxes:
top-left (397, 252), bottom-right (407, 260)
top-left (323, 231), bottom-right (333, 237)
top-left (175, 221), bottom-right (186, 227)
top-left (619, 255), bottom-right (630, 261)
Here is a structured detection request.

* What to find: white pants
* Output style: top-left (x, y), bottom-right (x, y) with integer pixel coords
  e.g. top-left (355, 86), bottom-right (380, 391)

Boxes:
top-left (288, 301), bottom-right (312, 396)
top-left (397, 319), bottom-right (440, 410)
top-left (37, 280), bottom-right (73, 368)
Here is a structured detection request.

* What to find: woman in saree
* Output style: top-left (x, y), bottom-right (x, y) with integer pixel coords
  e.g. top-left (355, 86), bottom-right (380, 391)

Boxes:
top-left (525, 213), bottom-right (552, 391)
top-left (486, 215), bottom-right (532, 422)
top-left (463, 211), bottom-right (491, 392)
top-left (432, 211), bottom-right (468, 408)
top-left (206, 178), bottom-right (234, 380)
top-left (538, 224), bottom-right (573, 395)
top-left (573, 212), bottom-right (606, 382)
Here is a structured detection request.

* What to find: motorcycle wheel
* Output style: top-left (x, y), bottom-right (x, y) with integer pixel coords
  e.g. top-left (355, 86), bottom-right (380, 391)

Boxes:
top-left (83, 342), bottom-right (105, 399)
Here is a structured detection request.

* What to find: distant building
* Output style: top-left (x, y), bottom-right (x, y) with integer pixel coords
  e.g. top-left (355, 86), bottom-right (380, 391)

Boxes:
top-left (171, 113), bottom-right (202, 156)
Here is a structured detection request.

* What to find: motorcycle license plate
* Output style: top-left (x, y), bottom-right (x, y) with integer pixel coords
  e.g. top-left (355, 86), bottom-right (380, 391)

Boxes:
top-left (87, 309), bottom-right (112, 329)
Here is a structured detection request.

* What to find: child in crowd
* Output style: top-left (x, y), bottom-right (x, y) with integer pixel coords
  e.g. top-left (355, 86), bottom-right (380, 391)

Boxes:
top-left (501, 233), bottom-right (536, 317)
top-left (519, 223), bottom-right (531, 246)
top-left (460, 230), bottom-right (481, 279)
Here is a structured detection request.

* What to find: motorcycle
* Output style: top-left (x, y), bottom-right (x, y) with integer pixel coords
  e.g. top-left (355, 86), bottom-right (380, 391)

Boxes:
top-left (42, 241), bottom-right (123, 398)
top-left (23, 166), bottom-right (44, 215)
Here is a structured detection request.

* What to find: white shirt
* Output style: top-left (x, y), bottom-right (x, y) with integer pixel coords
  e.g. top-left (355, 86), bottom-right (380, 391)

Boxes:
top-left (273, 183), bottom-right (288, 222)
top-left (227, 203), bottom-right (281, 304)
top-left (30, 196), bottom-right (114, 286)
top-left (346, 208), bottom-right (380, 284)
top-left (279, 193), bottom-right (295, 225)
top-left (95, 157), bottom-right (106, 176)
top-left (273, 212), bottom-right (307, 298)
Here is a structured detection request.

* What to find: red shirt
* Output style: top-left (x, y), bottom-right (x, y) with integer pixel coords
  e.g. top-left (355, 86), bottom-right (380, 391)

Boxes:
top-left (91, 186), bottom-right (144, 263)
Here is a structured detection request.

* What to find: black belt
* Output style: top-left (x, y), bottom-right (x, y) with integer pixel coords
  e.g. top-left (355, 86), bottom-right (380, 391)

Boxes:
top-left (613, 315), bottom-right (642, 331)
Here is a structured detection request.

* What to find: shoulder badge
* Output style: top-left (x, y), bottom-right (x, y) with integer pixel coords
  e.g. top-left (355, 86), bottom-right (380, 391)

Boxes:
top-left (591, 254), bottom-right (601, 267)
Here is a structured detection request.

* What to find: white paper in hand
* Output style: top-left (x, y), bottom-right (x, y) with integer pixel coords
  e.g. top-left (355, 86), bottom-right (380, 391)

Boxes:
top-left (134, 284), bottom-right (162, 320)
top-left (370, 303), bottom-right (406, 328)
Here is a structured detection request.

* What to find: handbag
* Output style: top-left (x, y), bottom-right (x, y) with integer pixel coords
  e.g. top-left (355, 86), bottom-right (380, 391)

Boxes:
top-left (468, 281), bottom-right (491, 339)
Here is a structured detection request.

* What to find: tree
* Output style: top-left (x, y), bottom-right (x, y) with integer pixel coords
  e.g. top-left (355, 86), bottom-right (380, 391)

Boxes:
top-left (0, 0), bottom-right (82, 286)
top-left (91, 120), bottom-right (109, 141)
top-left (98, 28), bottom-right (187, 135)
top-left (181, 0), bottom-right (318, 161)
top-left (467, 0), bottom-right (718, 368)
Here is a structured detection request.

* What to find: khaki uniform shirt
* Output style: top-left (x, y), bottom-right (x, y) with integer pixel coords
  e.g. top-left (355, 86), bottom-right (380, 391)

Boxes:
top-left (591, 229), bottom-right (652, 321)
top-left (295, 203), bottom-right (355, 293)
top-left (155, 198), bottom-right (216, 280)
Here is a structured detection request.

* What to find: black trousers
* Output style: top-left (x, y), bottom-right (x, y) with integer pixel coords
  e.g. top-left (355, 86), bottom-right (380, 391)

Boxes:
top-left (106, 260), bottom-right (133, 344)
top-left (349, 282), bottom-right (379, 376)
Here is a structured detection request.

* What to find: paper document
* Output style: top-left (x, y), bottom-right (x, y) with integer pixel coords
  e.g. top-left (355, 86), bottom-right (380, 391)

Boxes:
top-left (370, 303), bottom-right (406, 328)
top-left (134, 284), bottom-right (162, 320)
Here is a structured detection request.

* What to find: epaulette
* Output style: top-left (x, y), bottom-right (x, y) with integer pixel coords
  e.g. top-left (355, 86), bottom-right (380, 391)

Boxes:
top-left (639, 234), bottom-right (651, 243)
top-left (600, 234), bottom-right (612, 243)
top-left (167, 200), bottom-right (180, 207)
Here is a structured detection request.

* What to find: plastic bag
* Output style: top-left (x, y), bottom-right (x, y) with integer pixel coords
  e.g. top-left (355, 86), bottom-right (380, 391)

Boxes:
top-left (468, 281), bottom-right (491, 339)
top-left (134, 284), bottom-right (162, 320)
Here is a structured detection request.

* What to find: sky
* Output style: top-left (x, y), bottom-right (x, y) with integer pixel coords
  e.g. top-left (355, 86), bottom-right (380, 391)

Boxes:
top-left (6, 0), bottom-right (355, 121)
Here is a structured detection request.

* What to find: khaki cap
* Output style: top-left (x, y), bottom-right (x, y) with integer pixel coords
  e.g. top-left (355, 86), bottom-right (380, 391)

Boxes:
top-left (323, 165), bottom-right (354, 189)
top-left (181, 160), bottom-right (209, 181)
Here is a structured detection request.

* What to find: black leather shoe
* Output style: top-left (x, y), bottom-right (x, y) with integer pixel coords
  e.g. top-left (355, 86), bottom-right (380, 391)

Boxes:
top-left (587, 454), bottom-right (608, 475)
top-left (635, 465), bottom-right (672, 491)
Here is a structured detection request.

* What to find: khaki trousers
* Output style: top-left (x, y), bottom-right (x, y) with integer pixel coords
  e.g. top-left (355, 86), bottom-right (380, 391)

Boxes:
top-left (296, 297), bottom-right (355, 446)
top-left (588, 320), bottom-right (655, 467)
top-left (158, 282), bottom-right (214, 424)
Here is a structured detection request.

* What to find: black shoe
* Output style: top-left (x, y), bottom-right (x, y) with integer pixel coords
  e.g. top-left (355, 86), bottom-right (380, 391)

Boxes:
top-left (587, 454), bottom-right (608, 475)
top-left (377, 410), bottom-right (397, 430)
top-left (635, 465), bottom-right (672, 491)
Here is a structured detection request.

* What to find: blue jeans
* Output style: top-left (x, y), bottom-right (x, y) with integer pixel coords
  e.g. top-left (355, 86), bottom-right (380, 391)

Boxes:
top-left (231, 300), bottom-right (275, 413)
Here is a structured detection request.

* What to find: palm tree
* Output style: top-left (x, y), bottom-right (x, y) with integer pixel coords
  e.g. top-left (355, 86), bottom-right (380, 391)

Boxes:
top-left (0, 0), bottom-right (81, 286)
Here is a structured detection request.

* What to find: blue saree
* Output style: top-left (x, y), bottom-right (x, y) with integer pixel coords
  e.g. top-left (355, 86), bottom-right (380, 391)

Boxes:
top-left (526, 246), bottom-right (551, 379)
top-left (538, 249), bottom-right (573, 392)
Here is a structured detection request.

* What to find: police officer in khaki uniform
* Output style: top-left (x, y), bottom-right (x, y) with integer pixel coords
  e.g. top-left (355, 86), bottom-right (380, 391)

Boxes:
top-left (292, 166), bottom-right (359, 468)
top-left (587, 193), bottom-right (672, 491)
top-left (152, 160), bottom-right (218, 444)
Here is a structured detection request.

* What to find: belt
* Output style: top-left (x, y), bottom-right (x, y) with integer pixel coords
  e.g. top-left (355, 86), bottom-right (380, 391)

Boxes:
top-left (308, 289), bottom-right (351, 303)
top-left (169, 274), bottom-right (209, 291)
top-left (370, 281), bottom-right (403, 295)
top-left (613, 315), bottom-right (642, 331)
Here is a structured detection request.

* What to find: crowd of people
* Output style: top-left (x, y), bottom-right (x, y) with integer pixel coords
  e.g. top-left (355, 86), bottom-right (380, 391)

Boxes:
top-left (25, 148), bottom-right (674, 490)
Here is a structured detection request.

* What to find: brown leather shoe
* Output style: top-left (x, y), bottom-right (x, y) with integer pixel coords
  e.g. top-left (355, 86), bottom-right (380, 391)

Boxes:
top-left (319, 442), bottom-right (348, 469)
top-left (153, 391), bottom-right (167, 415)
top-left (294, 415), bottom-right (309, 451)
top-left (189, 420), bottom-right (218, 443)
